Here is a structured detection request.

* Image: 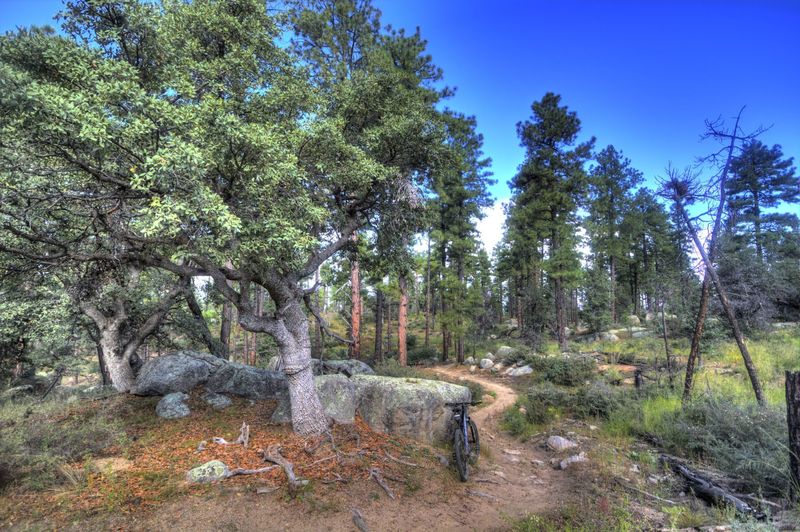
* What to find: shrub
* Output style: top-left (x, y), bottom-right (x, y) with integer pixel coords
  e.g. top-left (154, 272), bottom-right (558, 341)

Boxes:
top-left (373, 359), bottom-right (425, 379)
top-left (524, 383), bottom-right (571, 424)
top-left (573, 380), bottom-right (625, 419)
top-left (407, 346), bottom-right (437, 365)
top-left (528, 355), bottom-right (595, 386)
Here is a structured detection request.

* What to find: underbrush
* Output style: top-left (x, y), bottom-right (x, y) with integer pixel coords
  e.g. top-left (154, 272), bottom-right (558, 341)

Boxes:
top-left (0, 396), bottom-right (129, 491)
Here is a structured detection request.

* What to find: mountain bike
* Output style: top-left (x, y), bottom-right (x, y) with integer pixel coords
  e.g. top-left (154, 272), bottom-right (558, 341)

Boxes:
top-left (445, 401), bottom-right (480, 481)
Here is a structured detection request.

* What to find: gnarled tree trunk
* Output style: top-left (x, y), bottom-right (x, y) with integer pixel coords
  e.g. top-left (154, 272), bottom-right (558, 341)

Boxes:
top-left (398, 273), bottom-right (408, 366)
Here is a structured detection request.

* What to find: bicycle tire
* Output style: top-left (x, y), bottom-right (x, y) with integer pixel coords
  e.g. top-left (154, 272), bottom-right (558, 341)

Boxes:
top-left (467, 419), bottom-right (480, 464)
top-left (453, 429), bottom-right (469, 481)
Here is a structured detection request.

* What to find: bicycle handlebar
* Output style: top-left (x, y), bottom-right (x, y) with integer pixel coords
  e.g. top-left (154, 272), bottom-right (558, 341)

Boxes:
top-left (445, 401), bottom-right (482, 407)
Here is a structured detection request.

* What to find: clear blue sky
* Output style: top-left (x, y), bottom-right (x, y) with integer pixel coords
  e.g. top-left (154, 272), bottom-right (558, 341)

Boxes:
top-left (2, 0), bottom-right (799, 205)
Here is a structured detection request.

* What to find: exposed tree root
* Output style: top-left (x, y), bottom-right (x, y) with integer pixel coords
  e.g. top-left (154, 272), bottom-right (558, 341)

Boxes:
top-left (262, 444), bottom-right (306, 496)
top-left (368, 467), bottom-right (395, 500)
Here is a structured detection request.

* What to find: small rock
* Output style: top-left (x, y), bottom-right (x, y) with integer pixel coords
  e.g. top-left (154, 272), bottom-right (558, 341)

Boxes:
top-left (518, 406), bottom-right (527, 415)
top-left (600, 332), bottom-right (619, 342)
top-left (156, 392), bottom-right (191, 419)
top-left (508, 365), bottom-right (533, 377)
top-left (256, 486), bottom-right (278, 494)
top-left (202, 391), bottom-right (232, 410)
top-left (479, 358), bottom-right (494, 370)
top-left (463, 356), bottom-right (476, 365)
top-left (493, 470), bottom-right (507, 479)
top-left (505, 456), bottom-right (520, 463)
top-left (186, 460), bottom-right (229, 483)
top-left (503, 449), bottom-right (522, 456)
top-left (588, 425), bottom-right (598, 431)
top-left (630, 464), bottom-right (640, 473)
top-left (469, 365), bottom-right (477, 373)
top-left (484, 352), bottom-right (495, 361)
top-left (559, 452), bottom-right (588, 470)
top-left (547, 435), bottom-right (578, 452)
top-left (196, 440), bottom-right (207, 452)
top-left (647, 475), bottom-right (660, 485)
top-left (436, 453), bottom-right (449, 467)
top-left (489, 334), bottom-right (498, 340)
top-left (530, 459), bottom-right (545, 467)
top-left (496, 346), bottom-right (514, 357)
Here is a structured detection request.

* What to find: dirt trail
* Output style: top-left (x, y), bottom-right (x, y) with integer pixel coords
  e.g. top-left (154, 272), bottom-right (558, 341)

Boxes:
top-left (91, 366), bottom-right (577, 532)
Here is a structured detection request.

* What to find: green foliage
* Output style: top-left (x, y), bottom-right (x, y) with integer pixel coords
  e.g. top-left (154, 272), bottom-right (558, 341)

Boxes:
top-left (528, 355), bottom-right (596, 386)
top-left (524, 382), bottom-right (571, 424)
top-left (573, 380), bottom-right (625, 419)
top-left (407, 346), bottom-right (437, 365)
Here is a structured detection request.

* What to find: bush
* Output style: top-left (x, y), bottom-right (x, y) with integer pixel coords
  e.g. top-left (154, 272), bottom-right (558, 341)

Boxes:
top-left (407, 346), bottom-right (437, 365)
top-left (573, 380), bottom-right (625, 419)
top-left (373, 359), bottom-right (425, 379)
top-left (668, 396), bottom-right (790, 496)
top-left (524, 383), bottom-right (571, 424)
top-left (528, 355), bottom-right (595, 386)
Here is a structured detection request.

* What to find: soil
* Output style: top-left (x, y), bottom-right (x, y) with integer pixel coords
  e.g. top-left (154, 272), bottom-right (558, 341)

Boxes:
top-left (52, 365), bottom-right (585, 532)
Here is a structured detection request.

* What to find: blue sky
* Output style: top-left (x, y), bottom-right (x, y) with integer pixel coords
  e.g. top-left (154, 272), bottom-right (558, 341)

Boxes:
top-left (2, 0), bottom-right (799, 251)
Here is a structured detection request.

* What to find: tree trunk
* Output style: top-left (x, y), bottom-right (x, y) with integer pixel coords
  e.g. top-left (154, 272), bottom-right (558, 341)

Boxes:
top-left (398, 273), bottom-right (408, 366)
top-left (554, 276), bottom-right (568, 352)
top-left (349, 243), bottom-right (362, 359)
top-left (610, 256), bottom-right (617, 324)
top-left (220, 301), bottom-right (233, 360)
top-left (676, 199), bottom-right (765, 405)
top-left (786, 371), bottom-right (800, 502)
top-left (456, 257), bottom-right (464, 364)
top-left (99, 332), bottom-right (135, 392)
top-left (661, 300), bottom-right (674, 388)
top-left (96, 344), bottom-right (111, 386)
top-left (276, 297), bottom-right (328, 436)
top-left (386, 297), bottom-right (392, 356)
top-left (185, 285), bottom-right (223, 357)
top-left (425, 236), bottom-right (431, 348)
top-left (374, 288), bottom-right (384, 363)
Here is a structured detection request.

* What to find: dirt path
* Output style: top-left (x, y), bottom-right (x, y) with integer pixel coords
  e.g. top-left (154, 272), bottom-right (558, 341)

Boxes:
top-left (88, 367), bottom-right (577, 532)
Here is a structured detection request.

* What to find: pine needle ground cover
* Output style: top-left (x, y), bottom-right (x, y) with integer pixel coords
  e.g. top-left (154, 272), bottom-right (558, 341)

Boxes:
top-left (0, 391), bottom-right (430, 527)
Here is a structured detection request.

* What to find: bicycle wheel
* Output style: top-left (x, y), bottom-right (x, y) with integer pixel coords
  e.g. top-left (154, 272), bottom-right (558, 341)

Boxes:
top-left (453, 429), bottom-right (469, 481)
top-left (467, 419), bottom-right (480, 464)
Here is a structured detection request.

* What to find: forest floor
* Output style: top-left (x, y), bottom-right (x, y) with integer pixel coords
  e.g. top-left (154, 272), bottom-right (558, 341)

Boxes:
top-left (0, 366), bottom-right (620, 532)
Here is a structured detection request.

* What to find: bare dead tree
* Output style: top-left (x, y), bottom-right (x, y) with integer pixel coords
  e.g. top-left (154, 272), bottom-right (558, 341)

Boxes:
top-left (662, 168), bottom-right (766, 405)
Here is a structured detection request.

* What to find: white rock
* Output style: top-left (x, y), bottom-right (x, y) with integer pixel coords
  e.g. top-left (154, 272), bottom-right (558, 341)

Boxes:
top-left (479, 358), bottom-right (494, 369)
top-left (559, 452), bottom-right (588, 470)
top-left (503, 449), bottom-right (522, 456)
top-left (484, 352), bottom-right (495, 361)
top-left (508, 365), bottom-right (533, 377)
top-left (469, 365), bottom-right (477, 373)
top-left (547, 435), bottom-right (578, 452)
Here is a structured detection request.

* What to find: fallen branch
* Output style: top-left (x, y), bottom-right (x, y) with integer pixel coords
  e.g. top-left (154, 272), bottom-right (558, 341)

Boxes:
top-left (212, 421), bottom-right (250, 448)
top-left (368, 467), bottom-right (395, 500)
top-left (226, 465), bottom-right (279, 478)
top-left (466, 489), bottom-right (497, 501)
top-left (262, 444), bottom-right (305, 496)
top-left (351, 508), bottom-right (369, 532)
top-left (616, 479), bottom-right (677, 505)
top-left (474, 478), bottom-right (502, 485)
top-left (321, 473), bottom-right (349, 484)
top-left (384, 450), bottom-right (419, 467)
top-left (660, 455), bottom-right (763, 518)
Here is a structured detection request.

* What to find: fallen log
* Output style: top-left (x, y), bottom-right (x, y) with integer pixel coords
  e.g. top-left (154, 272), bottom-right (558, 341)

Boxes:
top-left (660, 455), bottom-right (763, 518)
top-left (262, 444), bottom-right (306, 496)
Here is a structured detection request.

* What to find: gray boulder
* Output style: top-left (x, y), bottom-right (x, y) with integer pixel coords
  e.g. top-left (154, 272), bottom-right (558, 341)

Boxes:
top-left (202, 391), bottom-right (232, 410)
top-left (132, 351), bottom-right (221, 396)
top-left (320, 359), bottom-right (375, 376)
top-left (186, 460), bottom-right (229, 483)
top-left (547, 435), bottom-right (577, 452)
top-left (463, 356), bottom-right (476, 366)
top-left (599, 332), bottom-right (619, 342)
top-left (352, 375), bottom-right (470, 444)
top-left (496, 346), bottom-right (514, 358)
top-left (205, 362), bottom-right (287, 400)
top-left (632, 330), bottom-right (651, 339)
top-left (156, 392), bottom-right (191, 419)
top-left (484, 352), bottom-right (495, 361)
top-left (271, 374), bottom-right (358, 425)
top-left (479, 358), bottom-right (494, 369)
top-left (1, 384), bottom-right (34, 401)
top-left (626, 315), bottom-right (641, 326)
top-left (508, 365), bottom-right (533, 377)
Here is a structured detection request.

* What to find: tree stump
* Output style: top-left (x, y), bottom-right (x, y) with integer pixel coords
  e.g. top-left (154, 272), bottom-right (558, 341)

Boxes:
top-left (786, 371), bottom-right (800, 501)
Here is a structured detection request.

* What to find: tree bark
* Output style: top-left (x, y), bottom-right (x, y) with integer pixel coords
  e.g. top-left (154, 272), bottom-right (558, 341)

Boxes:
top-left (398, 273), bottom-right (408, 366)
top-left (675, 197), bottom-right (765, 405)
top-left (220, 300), bottom-right (233, 360)
top-left (425, 235), bottom-right (431, 348)
top-left (349, 237), bottom-right (362, 359)
top-left (185, 284), bottom-right (223, 357)
top-left (610, 256), bottom-right (617, 324)
top-left (660, 300), bottom-right (674, 388)
top-left (374, 288), bottom-right (384, 363)
top-left (786, 371), bottom-right (800, 502)
top-left (386, 297), bottom-right (392, 356)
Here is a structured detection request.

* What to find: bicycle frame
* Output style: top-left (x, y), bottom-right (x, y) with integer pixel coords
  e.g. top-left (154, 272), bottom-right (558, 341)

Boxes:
top-left (453, 403), bottom-right (470, 457)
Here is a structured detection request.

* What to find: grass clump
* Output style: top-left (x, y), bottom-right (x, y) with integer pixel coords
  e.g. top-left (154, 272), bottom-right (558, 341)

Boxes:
top-left (528, 355), bottom-right (595, 386)
top-left (0, 397), bottom-right (127, 491)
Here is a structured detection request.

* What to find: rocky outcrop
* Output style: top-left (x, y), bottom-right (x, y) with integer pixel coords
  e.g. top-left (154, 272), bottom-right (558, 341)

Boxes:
top-left (352, 375), bottom-right (471, 444)
top-left (156, 392), bottom-right (191, 419)
top-left (271, 374), bottom-right (358, 425)
top-left (132, 351), bottom-right (221, 396)
top-left (320, 359), bottom-right (375, 377)
top-left (205, 362), bottom-right (286, 400)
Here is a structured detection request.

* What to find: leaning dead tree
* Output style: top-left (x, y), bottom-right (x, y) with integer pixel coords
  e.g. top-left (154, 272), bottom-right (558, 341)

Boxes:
top-left (663, 168), bottom-right (766, 405)
top-left (681, 109), bottom-right (745, 404)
